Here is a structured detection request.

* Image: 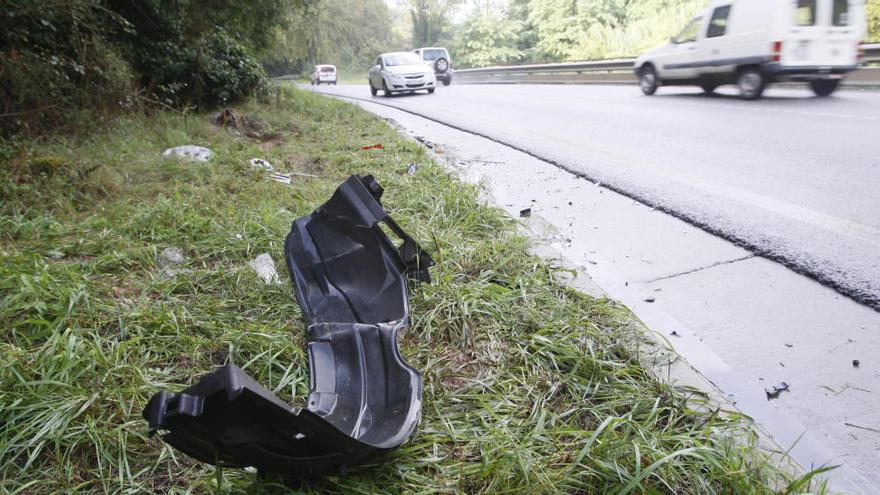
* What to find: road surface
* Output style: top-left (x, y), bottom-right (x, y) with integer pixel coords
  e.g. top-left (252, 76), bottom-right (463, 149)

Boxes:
top-left (313, 83), bottom-right (880, 310)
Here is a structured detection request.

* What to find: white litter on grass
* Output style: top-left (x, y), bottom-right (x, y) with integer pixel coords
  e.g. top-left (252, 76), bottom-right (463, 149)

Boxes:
top-left (157, 247), bottom-right (186, 267)
top-left (157, 247), bottom-right (191, 277)
top-left (162, 145), bottom-right (213, 162)
top-left (248, 253), bottom-right (280, 284)
top-left (270, 173), bottom-right (292, 184)
top-left (249, 158), bottom-right (274, 172)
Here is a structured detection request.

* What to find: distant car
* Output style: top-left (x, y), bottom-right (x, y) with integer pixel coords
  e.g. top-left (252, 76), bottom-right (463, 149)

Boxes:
top-left (414, 47), bottom-right (453, 86)
top-left (311, 65), bottom-right (337, 85)
top-left (634, 0), bottom-right (867, 99)
top-left (368, 52), bottom-right (436, 96)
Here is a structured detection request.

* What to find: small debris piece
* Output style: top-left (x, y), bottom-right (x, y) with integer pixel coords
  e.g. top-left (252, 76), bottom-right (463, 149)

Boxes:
top-left (644, 297), bottom-right (656, 303)
top-left (162, 145), bottom-right (213, 162)
top-left (519, 208), bottom-right (532, 218)
top-left (45, 249), bottom-right (65, 259)
top-left (406, 163), bottom-right (418, 175)
top-left (157, 247), bottom-right (186, 268)
top-left (271, 173), bottom-right (292, 184)
top-left (212, 108), bottom-right (238, 128)
top-left (844, 422), bottom-right (880, 434)
top-left (568, 201), bottom-right (573, 206)
top-left (360, 144), bottom-right (383, 151)
top-left (765, 381), bottom-right (790, 400)
top-left (670, 331), bottom-right (680, 337)
top-left (853, 359), bottom-right (860, 368)
top-left (785, 343), bottom-right (794, 348)
top-left (250, 158), bottom-right (274, 172)
top-left (248, 253), bottom-right (280, 284)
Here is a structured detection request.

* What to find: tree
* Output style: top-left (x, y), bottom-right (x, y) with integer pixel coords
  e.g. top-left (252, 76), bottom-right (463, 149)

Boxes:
top-left (869, 0), bottom-right (880, 41)
top-left (453, 8), bottom-right (523, 67)
top-left (408, 0), bottom-right (460, 47)
top-left (271, 0), bottom-right (398, 74)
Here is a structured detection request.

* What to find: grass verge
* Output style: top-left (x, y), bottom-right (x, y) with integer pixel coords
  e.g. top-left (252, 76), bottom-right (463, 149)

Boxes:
top-left (1, 87), bottom-right (823, 494)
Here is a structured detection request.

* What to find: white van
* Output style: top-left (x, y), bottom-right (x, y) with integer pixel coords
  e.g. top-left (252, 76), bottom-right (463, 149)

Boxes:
top-left (310, 65), bottom-right (337, 85)
top-left (634, 0), bottom-right (867, 99)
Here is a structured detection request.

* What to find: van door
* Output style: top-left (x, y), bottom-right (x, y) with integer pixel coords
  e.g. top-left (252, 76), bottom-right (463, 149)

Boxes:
top-left (695, 4), bottom-right (734, 76)
top-left (783, 0), bottom-right (864, 67)
top-left (658, 16), bottom-right (704, 80)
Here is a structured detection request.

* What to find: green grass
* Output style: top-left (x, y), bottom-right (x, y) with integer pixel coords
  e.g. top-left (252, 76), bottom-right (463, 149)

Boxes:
top-left (1, 87), bottom-right (825, 494)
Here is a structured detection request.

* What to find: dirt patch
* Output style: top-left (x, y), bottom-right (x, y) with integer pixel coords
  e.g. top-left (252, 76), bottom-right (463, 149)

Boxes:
top-left (438, 350), bottom-right (481, 390)
top-left (258, 137), bottom-right (284, 151)
top-left (284, 154), bottom-right (321, 173)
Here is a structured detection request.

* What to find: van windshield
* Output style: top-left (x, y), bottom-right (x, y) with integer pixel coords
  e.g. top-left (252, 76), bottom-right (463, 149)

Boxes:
top-left (674, 17), bottom-right (702, 43)
top-left (833, 0), bottom-right (850, 26)
top-left (795, 0), bottom-right (816, 26)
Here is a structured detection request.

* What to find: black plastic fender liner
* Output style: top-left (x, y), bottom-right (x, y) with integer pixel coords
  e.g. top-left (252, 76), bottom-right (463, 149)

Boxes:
top-left (142, 174), bottom-right (433, 475)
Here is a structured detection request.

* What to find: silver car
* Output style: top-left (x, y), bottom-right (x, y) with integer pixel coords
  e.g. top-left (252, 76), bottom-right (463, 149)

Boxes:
top-left (414, 47), bottom-right (452, 86)
top-left (368, 52), bottom-right (436, 96)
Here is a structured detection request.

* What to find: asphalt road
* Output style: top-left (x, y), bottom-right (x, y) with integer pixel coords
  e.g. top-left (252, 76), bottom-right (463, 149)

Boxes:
top-left (312, 83), bottom-right (880, 310)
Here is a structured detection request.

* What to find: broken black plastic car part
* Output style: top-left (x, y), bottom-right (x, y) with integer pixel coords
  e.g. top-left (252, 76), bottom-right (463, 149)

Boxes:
top-left (143, 174), bottom-right (433, 475)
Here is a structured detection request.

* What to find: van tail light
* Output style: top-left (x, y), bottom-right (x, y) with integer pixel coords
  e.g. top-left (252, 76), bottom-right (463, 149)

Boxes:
top-left (772, 41), bottom-right (783, 62)
top-left (857, 42), bottom-right (865, 62)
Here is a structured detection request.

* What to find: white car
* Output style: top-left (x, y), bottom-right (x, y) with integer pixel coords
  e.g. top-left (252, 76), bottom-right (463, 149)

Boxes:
top-left (311, 65), bottom-right (337, 85)
top-left (634, 0), bottom-right (867, 99)
top-left (368, 52), bottom-right (436, 96)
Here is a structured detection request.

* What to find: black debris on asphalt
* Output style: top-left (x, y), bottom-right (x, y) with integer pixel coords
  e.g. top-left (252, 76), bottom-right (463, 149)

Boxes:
top-left (765, 382), bottom-right (790, 400)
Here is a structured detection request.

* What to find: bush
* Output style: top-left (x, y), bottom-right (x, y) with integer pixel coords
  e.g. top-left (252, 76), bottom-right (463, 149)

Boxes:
top-left (1, 1), bottom-right (280, 135)
top-left (139, 31), bottom-right (268, 108)
top-left (0, 1), bottom-right (133, 134)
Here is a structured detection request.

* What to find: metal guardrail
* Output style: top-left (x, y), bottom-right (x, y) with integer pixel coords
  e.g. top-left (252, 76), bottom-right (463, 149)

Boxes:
top-left (454, 43), bottom-right (880, 85)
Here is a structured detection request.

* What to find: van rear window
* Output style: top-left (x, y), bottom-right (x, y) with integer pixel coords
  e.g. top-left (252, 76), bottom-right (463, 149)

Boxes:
top-left (320, 66), bottom-right (335, 73)
top-left (833, 0), bottom-right (850, 26)
top-left (795, 0), bottom-right (816, 26)
top-left (422, 49), bottom-right (446, 61)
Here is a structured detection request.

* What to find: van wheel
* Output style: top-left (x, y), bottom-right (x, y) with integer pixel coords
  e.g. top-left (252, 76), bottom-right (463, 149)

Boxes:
top-left (639, 66), bottom-right (658, 95)
top-left (369, 81), bottom-right (377, 96)
top-left (442, 77), bottom-right (451, 86)
top-left (810, 79), bottom-right (839, 97)
top-left (427, 88), bottom-right (435, 94)
top-left (701, 84), bottom-right (718, 94)
top-left (382, 80), bottom-right (392, 97)
top-left (736, 69), bottom-right (765, 100)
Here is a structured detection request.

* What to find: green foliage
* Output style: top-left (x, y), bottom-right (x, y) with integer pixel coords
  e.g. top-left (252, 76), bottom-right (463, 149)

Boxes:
top-left (451, 0), bottom-right (708, 67)
top-left (0, 1), bottom-right (134, 132)
top-left (143, 31), bottom-right (268, 107)
top-left (270, 0), bottom-right (400, 75)
top-left (454, 9), bottom-right (524, 67)
top-left (409, 0), bottom-right (461, 47)
top-left (869, 0), bottom-right (880, 41)
top-left (0, 0), bottom-right (299, 135)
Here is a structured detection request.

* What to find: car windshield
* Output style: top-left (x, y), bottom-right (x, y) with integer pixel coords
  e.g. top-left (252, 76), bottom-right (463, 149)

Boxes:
top-left (384, 53), bottom-right (422, 66)
top-left (421, 49), bottom-right (446, 61)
